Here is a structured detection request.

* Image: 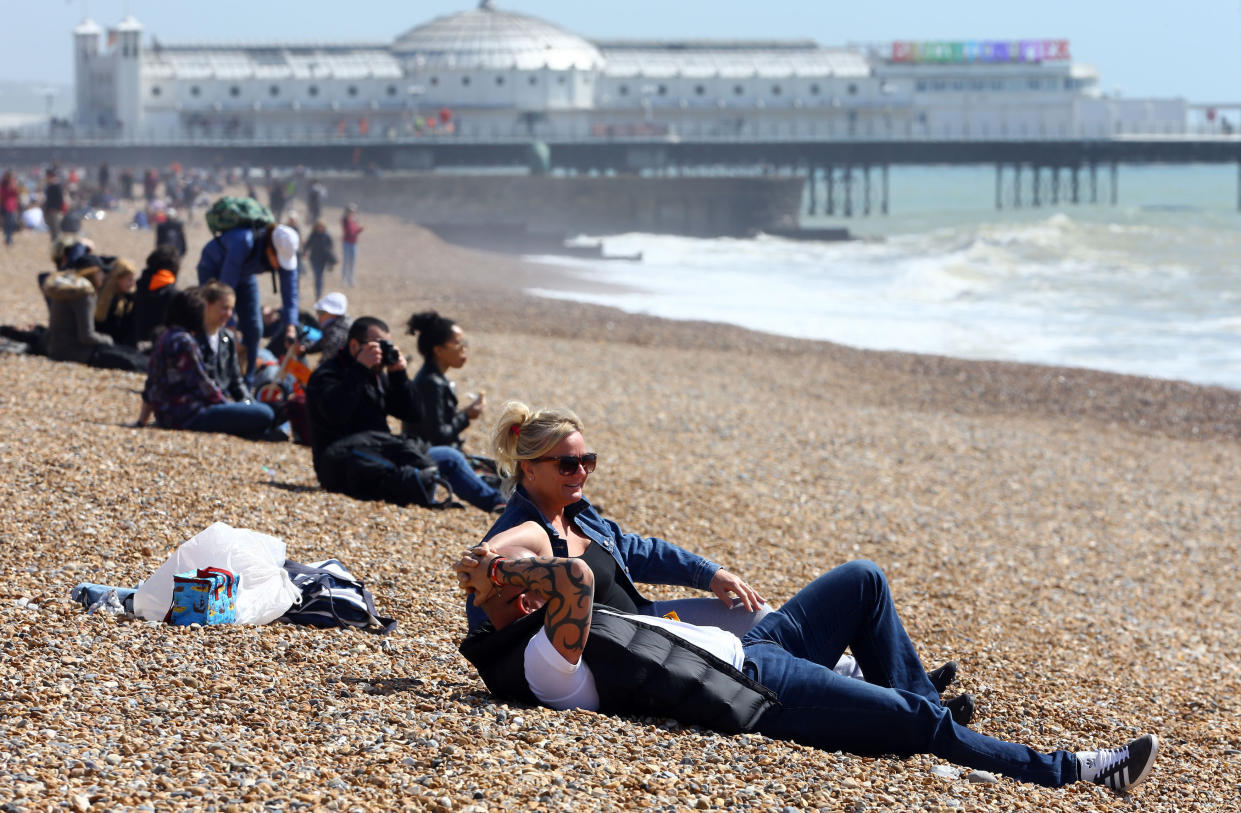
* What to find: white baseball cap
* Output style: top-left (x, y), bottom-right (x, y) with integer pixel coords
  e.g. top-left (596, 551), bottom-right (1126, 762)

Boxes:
top-left (270, 224), bottom-right (299, 271)
top-left (314, 292), bottom-right (348, 316)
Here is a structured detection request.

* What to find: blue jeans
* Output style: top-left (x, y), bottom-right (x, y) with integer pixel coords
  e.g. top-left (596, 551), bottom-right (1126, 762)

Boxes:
top-left (646, 597), bottom-right (773, 638)
top-left (341, 242), bottom-right (357, 286)
top-left (232, 274), bottom-right (262, 382)
top-left (740, 560), bottom-right (1080, 787)
top-left (184, 401), bottom-right (274, 439)
top-left (311, 259), bottom-right (327, 299)
top-left (429, 446), bottom-right (503, 511)
top-left (2, 211), bottom-right (15, 245)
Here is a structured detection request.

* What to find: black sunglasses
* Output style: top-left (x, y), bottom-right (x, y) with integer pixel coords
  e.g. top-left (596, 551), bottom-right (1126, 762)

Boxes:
top-left (532, 453), bottom-right (598, 476)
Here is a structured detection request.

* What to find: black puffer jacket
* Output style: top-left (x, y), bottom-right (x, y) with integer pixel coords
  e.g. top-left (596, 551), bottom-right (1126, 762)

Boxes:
top-left (459, 607), bottom-right (777, 735)
top-left (304, 349), bottom-right (418, 475)
top-left (405, 360), bottom-right (468, 447)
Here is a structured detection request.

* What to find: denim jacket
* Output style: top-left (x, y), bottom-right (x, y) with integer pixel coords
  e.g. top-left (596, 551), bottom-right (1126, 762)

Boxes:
top-left (467, 486), bottom-right (721, 628)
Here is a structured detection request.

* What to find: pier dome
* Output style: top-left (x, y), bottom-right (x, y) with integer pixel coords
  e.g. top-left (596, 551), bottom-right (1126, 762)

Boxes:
top-left (392, 1), bottom-right (603, 71)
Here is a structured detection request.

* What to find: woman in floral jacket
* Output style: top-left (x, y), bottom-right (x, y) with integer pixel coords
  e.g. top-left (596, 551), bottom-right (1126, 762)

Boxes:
top-left (137, 288), bottom-right (274, 438)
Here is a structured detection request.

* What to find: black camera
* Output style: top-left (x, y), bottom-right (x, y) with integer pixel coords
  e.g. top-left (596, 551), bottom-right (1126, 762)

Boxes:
top-left (377, 339), bottom-right (401, 367)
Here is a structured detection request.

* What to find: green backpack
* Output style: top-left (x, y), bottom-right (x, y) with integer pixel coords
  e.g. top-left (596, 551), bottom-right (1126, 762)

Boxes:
top-left (205, 196), bottom-right (275, 235)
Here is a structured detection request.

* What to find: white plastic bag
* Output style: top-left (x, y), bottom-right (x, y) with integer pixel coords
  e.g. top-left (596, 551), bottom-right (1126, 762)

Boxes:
top-left (133, 522), bottom-right (301, 625)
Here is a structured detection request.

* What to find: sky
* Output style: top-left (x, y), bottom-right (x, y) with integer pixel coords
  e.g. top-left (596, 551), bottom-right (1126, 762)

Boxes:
top-left (3, 0), bottom-right (1238, 103)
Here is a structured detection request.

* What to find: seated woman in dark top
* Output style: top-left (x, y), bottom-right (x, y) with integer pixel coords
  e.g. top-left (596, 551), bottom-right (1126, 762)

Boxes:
top-left (93, 258), bottom-right (138, 346)
top-left (133, 244), bottom-right (180, 344)
top-left (135, 287), bottom-right (275, 439)
top-left (405, 310), bottom-right (482, 448)
top-left (196, 280), bottom-right (253, 404)
top-left (404, 310), bottom-right (504, 512)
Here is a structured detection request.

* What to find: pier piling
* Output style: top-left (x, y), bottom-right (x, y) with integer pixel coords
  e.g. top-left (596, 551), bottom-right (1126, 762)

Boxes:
top-left (881, 164), bottom-right (889, 215)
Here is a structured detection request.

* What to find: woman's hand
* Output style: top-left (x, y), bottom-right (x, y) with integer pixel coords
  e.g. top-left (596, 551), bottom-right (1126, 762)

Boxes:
top-left (453, 545), bottom-right (498, 604)
top-left (709, 569), bottom-right (766, 612)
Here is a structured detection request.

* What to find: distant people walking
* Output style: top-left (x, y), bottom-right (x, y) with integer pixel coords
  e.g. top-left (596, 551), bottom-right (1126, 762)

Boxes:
top-left (155, 208), bottom-right (188, 258)
top-left (304, 220), bottom-right (336, 299)
top-left (269, 179), bottom-right (287, 220)
top-left (341, 204), bottom-right (363, 287)
top-left (1, 171), bottom-right (18, 246)
top-left (142, 169), bottom-right (159, 204)
top-left (43, 169), bottom-right (65, 242)
top-left (307, 179), bottom-right (326, 223)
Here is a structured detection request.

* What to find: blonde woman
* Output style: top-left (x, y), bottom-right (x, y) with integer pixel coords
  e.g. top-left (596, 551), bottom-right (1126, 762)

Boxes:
top-left (463, 401), bottom-right (768, 635)
top-left (93, 259), bottom-right (138, 346)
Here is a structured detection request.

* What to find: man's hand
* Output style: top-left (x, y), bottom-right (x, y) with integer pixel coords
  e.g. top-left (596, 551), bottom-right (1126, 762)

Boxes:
top-left (709, 569), bottom-right (766, 612)
top-left (355, 341), bottom-right (383, 370)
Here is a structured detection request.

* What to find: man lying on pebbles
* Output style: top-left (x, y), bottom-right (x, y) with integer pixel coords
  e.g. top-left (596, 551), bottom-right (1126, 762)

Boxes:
top-left (455, 547), bottom-right (1158, 794)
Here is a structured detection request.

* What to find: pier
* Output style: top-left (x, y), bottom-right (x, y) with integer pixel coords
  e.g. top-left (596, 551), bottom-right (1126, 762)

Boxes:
top-left (3, 133), bottom-right (1240, 230)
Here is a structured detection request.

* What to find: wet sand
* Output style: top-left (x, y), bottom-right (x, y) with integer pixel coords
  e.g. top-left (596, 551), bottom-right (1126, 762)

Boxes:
top-left (0, 198), bottom-right (1237, 810)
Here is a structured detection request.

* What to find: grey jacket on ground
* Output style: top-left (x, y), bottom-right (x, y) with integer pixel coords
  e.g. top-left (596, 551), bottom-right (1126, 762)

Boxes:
top-left (42, 273), bottom-right (112, 363)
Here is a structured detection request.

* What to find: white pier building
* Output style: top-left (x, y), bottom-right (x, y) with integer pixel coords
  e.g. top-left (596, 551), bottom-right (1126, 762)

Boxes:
top-left (69, 1), bottom-right (1185, 143)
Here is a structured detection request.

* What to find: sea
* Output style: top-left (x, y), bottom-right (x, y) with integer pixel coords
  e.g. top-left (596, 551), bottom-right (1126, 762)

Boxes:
top-left (528, 164), bottom-right (1241, 391)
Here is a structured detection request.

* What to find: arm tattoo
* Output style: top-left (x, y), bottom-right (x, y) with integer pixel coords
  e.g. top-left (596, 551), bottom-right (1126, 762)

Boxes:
top-left (495, 556), bottom-right (594, 662)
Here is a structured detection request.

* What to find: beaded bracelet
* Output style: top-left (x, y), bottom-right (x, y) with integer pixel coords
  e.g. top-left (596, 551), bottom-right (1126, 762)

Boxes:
top-left (488, 557), bottom-right (508, 587)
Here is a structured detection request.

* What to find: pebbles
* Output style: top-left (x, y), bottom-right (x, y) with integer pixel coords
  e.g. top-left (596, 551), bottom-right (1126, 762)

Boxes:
top-left (0, 199), bottom-right (1237, 810)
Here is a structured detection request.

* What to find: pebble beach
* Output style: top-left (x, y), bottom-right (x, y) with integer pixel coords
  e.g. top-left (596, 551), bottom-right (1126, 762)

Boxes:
top-left (1, 199), bottom-right (1239, 812)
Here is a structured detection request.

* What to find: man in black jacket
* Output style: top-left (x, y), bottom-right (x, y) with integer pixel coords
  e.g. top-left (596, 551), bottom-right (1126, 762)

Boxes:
top-left (455, 548), bottom-right (1159, 795)
top-left (304, 316), bottom-right (416, 479)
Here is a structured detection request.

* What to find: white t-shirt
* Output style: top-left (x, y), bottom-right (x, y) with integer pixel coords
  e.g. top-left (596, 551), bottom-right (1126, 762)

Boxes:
top-left (523, 608), bottom-right (746, 710)
top-left (206, 330), bottom-right (221, 355)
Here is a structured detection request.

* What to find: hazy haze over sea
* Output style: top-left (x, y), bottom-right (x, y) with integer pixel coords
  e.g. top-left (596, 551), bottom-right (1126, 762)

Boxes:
top-left (531, 164), bottom-right (1241, 390)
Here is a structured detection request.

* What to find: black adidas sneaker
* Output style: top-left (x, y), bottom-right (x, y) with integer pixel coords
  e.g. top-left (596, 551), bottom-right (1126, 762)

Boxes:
top-left (1077, 733), bottom-right (1159, 792)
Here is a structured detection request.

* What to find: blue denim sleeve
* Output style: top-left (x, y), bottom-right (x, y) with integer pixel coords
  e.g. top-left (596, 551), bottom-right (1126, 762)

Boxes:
top-left (606, 517), bottom-right (721, 591)
top-left (212, 229), bottom-right (251, 289)
top-left (278, 265), bottom-right (299, 327)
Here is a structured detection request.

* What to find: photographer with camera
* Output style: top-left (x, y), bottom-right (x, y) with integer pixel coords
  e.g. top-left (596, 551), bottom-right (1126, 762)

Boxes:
top-left (302, 316), bottom-right (455, 509)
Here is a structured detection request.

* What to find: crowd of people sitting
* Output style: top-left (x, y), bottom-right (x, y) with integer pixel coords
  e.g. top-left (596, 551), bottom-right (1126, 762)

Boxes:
top-left (3, 162), bottom-right (498, 513)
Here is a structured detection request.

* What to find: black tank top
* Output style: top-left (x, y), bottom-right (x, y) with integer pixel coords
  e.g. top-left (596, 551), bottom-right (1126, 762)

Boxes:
top-left (578, 542), bottom-right (640, 614)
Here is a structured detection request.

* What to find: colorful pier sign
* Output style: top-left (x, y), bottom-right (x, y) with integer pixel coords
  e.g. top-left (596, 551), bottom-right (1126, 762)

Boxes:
top-left (891, 40), bottom-right (1070, 63)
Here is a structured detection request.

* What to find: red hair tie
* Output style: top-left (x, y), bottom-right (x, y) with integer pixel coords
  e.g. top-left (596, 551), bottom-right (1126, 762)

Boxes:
top-left (511, 425), bottom-right (521, 436)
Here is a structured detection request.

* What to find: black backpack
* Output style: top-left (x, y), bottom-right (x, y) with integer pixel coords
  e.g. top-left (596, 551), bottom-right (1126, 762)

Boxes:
top-left (320, 430), bottom-right (460, 509)
top-left (279, 559), bottom-right (397, 634)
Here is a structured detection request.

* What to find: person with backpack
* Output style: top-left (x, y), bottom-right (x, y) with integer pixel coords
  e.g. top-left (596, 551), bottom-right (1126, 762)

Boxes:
top-left (196, 196), bottom-right (300, 382)
top-left (305, 316), bottom-right (499, 511)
